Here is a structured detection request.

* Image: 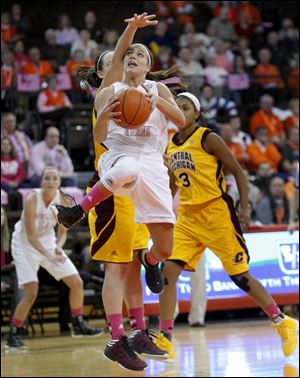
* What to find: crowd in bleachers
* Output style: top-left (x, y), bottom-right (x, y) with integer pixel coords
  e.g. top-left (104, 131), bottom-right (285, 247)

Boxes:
top-left (1, 1), bottom-right (299, 229)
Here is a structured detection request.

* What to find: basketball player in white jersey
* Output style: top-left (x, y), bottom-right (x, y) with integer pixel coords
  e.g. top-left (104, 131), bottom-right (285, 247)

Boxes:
top-left (51, 42), bottom-right (185, 364)
top-left (5, 166), bottom-right (103, 350)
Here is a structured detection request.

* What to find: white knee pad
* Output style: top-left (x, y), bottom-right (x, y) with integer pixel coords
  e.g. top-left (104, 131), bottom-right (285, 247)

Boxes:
top-left (100, 156), bottom-right (139, 194)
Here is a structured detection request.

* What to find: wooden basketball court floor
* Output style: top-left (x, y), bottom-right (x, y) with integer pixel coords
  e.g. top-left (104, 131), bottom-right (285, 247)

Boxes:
top-left (1, 319), bottom-right (299, 377)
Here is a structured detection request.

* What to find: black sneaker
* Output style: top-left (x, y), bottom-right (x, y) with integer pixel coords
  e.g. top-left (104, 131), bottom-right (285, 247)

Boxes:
top-left (50, 204), bottom-right (85, 229)
top-left (71, 316), bottom-right (104, 338)
top-left (128, 329), bottom-right (168, 358)
top-left (5, 327), bottom-right (27, 350)
top-left (138, 250), bottom-right (164, 294)
top-left (103, 335), bottom-right (147, 371)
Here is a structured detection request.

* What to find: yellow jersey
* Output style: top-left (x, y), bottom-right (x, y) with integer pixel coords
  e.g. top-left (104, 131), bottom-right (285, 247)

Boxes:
top-left (167, 127), bottom-right (226, 206)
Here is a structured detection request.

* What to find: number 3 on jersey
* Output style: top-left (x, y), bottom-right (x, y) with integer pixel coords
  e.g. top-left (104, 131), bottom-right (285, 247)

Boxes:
top-left (179, 172), bottom-right (191, 187)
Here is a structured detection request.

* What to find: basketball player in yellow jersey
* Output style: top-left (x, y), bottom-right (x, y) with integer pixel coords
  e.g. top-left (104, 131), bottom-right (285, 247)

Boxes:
top-left (153, 92), bottom-right (298, 359)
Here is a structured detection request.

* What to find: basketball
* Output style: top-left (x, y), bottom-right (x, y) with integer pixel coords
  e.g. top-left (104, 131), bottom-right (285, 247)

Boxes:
top-left (113, 87), bottom-right (152, 129)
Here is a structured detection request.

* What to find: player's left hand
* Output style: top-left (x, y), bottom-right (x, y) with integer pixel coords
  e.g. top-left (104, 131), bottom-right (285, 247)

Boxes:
top-left (124, 13), bottom-right (158, 28)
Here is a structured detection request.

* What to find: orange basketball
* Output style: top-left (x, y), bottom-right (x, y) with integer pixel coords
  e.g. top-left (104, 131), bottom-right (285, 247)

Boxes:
top-left (113, 87), bottom-right (152, 129)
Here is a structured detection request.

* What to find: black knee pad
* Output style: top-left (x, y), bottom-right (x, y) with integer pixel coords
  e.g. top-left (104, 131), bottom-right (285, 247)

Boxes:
top-left (230, 274), bottom-right (250, 292)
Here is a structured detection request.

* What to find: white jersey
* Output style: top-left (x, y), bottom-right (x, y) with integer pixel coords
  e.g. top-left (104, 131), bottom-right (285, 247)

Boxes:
top-left (105, 80), bottom-right (168, 155)
top-left (13, 189), bottom-right (60, 245)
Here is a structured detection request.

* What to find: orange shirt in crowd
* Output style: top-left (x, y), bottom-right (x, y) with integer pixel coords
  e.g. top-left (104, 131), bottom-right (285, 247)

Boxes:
top-left (226, 142), bottom-right (247, 169)
top-left (250, 110), bottom-right (284, 138)
top-left (288, 67), bottom-right (299, 97)
top-left (1, 65), bottom-right (15, 89)
top-left (253, 63), bottom-right (284, 88)
top-left (22, 60), bottom-right (53, 76)
top-left (247, 140), bottom-right (282, 173)
top-left (66, 59), bottom-right (92, 76)
top-left (43, 88), bottom-right (66, 107)
top-left (169, 1), bottom-right (193, 24)
top-left (283, 115), bottom-right (299, 132)
top-left (1, 24), bottom-right (18, 43)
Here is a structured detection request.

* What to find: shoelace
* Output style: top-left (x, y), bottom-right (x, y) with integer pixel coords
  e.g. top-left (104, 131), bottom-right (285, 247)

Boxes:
top-left (120, 336), bottom-right (138, 358)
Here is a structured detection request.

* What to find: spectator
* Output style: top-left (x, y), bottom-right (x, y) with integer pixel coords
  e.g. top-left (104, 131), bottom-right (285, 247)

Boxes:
top-left (98, 28), bottom-right (118, 53)
top-left (152, 45), bottom-right (176, 71)
top-left (256, 176), bottom-right (290, 225)
top-left (70, 29), bottom-right (98, 60)
top-left (229, 114), bottom-right (252, 148)
top-left (41, 29), bottom-right (69, 72)
top-left (265, 31), bottom-right (289, 69)
top-left (203, 53), bottom-right (228, 95)
top-left (281, 127), bottom-right (299, 173)
top-left (288, 58), bottom-right (299, 97)
top-left (199, 83), bottom-right (237, 130)
top-left (252, 162), bottom-right (273, 196)
top-left (178, 21), bottom-right (210, 62)
top-left (236, 37), bottom-right (256, 68)
top-left (208, 38), bottom-right (234, 72)
top-left (22, 47), bottom-right (54, 81)
top-left (235, 1), bottom-right (261, 38)
top-left (253, 48), bottom-right (285, 97)
top-left (28, 126), bottom-right (75, 187)
top-left (226, 54), bottom-right (250, 104)
top-left (1, 112), bottom-right (33, 170)
top-left (145, 19), bottom-right (177, 56)
top-left (213, 1), bottom-right (238, 23)
top-left (250, 94), bottom-right (285, 146)
top-left (288, 163), bottom-right (299, 233)
top-left (176, 47), bottom-right (204, 76)
top-left (82, 10), bottom-right (103, 43)
top-left (10, 3), bottom-right (31, 40)
top-left (209, 6), bottom-right (238, 42)
top-left (1, 12), bottom-right (18, 44)
top-left (283, 98), bottom-right (299, 132)
top-left (1, 50), bottom-right (16, 111)
top-left (13, 39), bottom-right (29, 73)
top-left (37, 75), bottom-right (73, 139)
top-left (56, 14), bottom-right (79, 48)
top-left (219, 122), bottom-right (248, 169)
top-left (168, 1), bottom-right (194, 25)
top-left (1, 136), bottom-right (25, 193)
top-left (247, 126), bottom-right (282, 173)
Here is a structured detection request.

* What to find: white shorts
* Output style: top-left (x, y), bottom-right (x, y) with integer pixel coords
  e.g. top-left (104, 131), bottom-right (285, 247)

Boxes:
top-left (98, 150), bottom-right (175, 224)
top-left (11, 234), bottom-right (78, 288)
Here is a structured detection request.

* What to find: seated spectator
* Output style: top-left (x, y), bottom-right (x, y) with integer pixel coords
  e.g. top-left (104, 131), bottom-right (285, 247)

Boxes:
top-left (70, 29), bottom-right (98, 60)
top-left (229, 169), bottom-right (262, 209)
top-left (37, 75), bottom-right (73, 140)
top-left (10, 3), bottom-right (32, 40)
top-left (203, 53), bottom-right (228, 95)
top-left (199, 83), bottom-right (237, 130)
top-left (176, 46), bottom-right (204, 76)
top-left (1, 12), bottom-right (18, 44)
top-left (253, 48), bottom-right (285, 95)
top-left (213, 2), bottom-right (238, 23)
top-left (219, 121), bottom-right (248, 169)
top-left (82, 10), bottom-right (103, 43)
top-left (22, 47), bottom-right (54, 81)
top-left (152, 46), bottom-right (176, 71)
top-left (256, 176), bottom-right (290, 225)
top-left (236, 37), bottom-right (256, 68)
top-left (28, 126), bottom-right (76, 187)
top-left (235, 1), bottom-right (261, 38)
top-left (1, 112), bottom-right (33, 171)
top-left (1, 50), bottom-right (16, 111)
top-left (98, 28), bottom-right (118, 53)
top-left (208, 38), bottom-right (234, 72)
top-left (229, 114), bottom-right (252, 148)
top-left (13, 39), bottom-right (30, 73)
top-left (145, 19), bottom-right (177, 56)
top-left (265, 31), bottom-right (289, 70)
top-left (281, 127), bottom-right (299, 174)
top-left (41, 29), bottom-right (69, 72)
top-left (209, 6), bottom-right (237, 42)
top-left (247, 126), bottom-right (282, 173)
top-left (283, 98), bottom-right (299, 132)
top-left (178, 21), bottom-right (210, 62)
top-left (56, 14), bottom-right (79, 48)
top-left (250, 94), bottom-right (285, 146)
top-left (288, 63), bottom-right (299, 98)
top-left (1, 136), bottom-right (25, 193)
top-left (226, 54), bottom-right (250, 104)
top-left (252, 162), bottom-right (273, 196)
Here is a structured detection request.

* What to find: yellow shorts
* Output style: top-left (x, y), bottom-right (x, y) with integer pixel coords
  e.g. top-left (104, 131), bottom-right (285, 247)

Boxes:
top-left (169, 195), bottom-right (249, 276)
top-left (88, 188), bottom-right (149, 263)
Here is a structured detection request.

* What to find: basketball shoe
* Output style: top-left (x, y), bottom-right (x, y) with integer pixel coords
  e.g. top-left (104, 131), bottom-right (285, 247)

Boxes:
top-left (50, 204), bottom-right (85, 229)
top-left (103, 335), bottom-right (147, 371)
top-left (71, 316), bottom-right (104, 338)
top-left (128, 329), bottom-right (168, 358)
top-left (138, 250), bottom-right (164, 294)
top-left (272, 315), bottom-right (298, 356)
top-left (150, 330), bottom-right (175, 359)
top-left (5, 326), bottom-right (27, 350)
